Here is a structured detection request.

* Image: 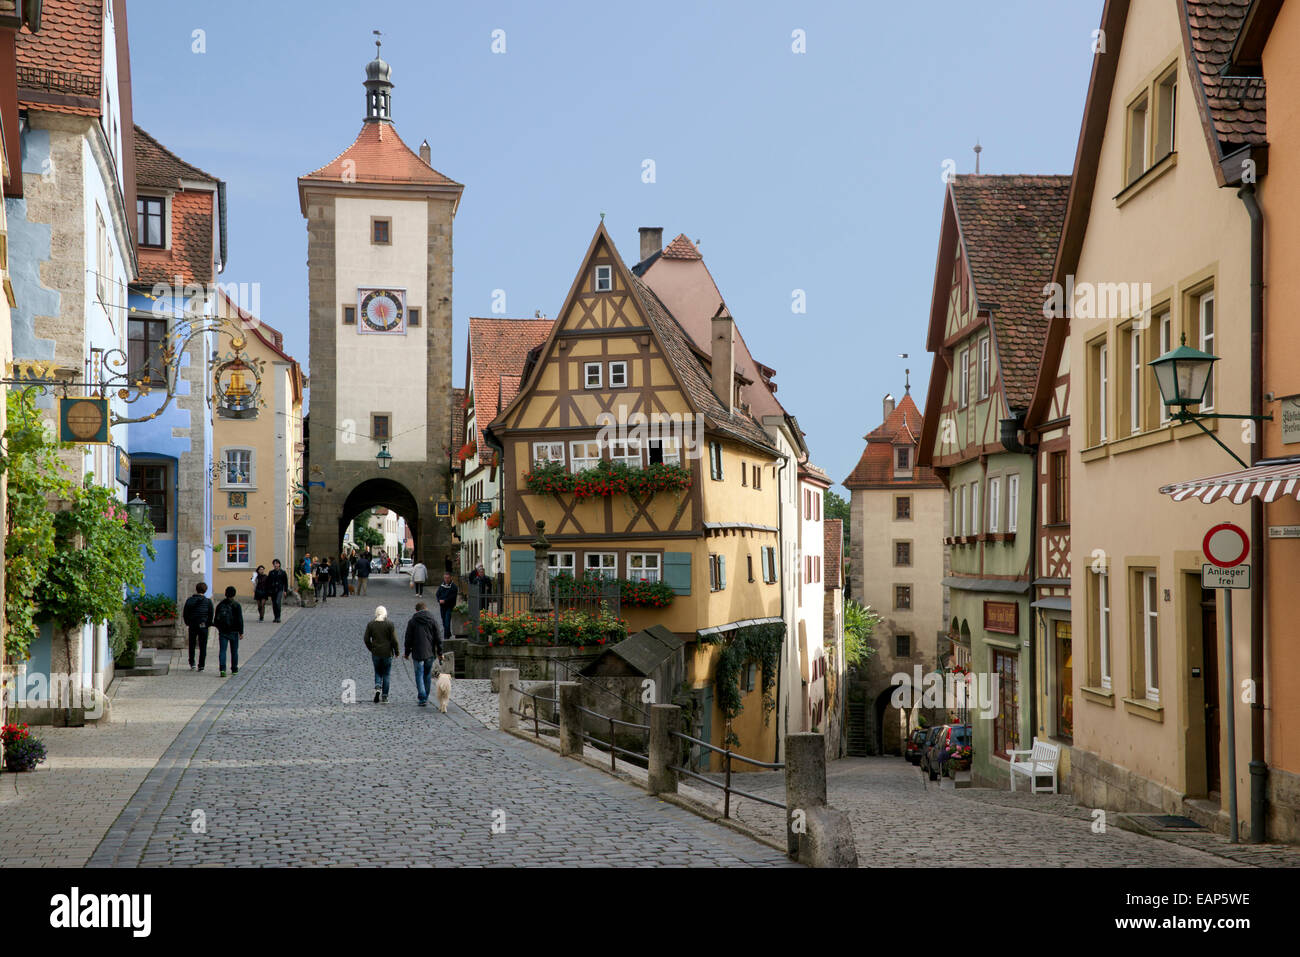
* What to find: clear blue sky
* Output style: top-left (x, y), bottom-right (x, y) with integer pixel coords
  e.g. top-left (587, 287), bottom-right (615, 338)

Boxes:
top-left (127, 0), bottom-right (1103, 491)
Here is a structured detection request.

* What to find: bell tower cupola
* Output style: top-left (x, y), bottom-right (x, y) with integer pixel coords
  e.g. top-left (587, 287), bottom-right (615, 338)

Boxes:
top-left (364, 32), bottom-right (393, 123)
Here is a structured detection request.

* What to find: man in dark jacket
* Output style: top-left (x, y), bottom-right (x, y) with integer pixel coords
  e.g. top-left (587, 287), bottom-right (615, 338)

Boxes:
top-left (214, 585), bottom-right (245, 678)
top-left (182, 582), bottom-right (214, 672)
top-left (435, 572), bottom-right (458, 641)
top-left (356, 552), bottom-right (372, 596)
top-left (403, 601), bottom-right (444, 707)
top-left (266, 559), bottom-right (289, 623)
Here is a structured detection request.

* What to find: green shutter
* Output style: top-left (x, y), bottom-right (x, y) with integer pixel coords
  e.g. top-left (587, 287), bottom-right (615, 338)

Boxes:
top-left (718, 555), bottom-right (726, 590)
top-left (664, 551), bottom-right (692, 595)
top-left (509, 550), bottom-right (535, 593)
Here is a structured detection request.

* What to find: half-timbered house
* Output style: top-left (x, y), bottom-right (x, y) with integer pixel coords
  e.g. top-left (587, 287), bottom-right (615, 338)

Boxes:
top-left (918, 174), bottom-right (1069, 788)
top-left (489, 222), bottom-right (788, 766)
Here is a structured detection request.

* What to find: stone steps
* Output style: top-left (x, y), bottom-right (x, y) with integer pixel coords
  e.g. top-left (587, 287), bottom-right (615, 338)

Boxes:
top-left (116, 647), bottom-right (170, 677)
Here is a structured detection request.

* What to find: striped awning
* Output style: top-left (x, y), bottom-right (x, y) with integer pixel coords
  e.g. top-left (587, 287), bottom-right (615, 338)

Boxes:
top-left (1159, 458), bottom-right (1300, 504)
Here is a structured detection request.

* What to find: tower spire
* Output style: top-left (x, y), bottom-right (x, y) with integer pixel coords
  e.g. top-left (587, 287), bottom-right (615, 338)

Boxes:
top-left (364, 30), bottom-right (394, 123)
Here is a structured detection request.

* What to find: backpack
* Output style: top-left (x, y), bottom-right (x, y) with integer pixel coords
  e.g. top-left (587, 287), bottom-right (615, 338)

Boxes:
top-left (214, 599), bottom-right (237, 633)
top-left (183, 594), bottom-right (205, 627)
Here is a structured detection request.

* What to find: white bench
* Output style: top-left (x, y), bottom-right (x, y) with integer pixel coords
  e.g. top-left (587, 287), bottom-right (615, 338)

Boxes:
top-left (1008, 737), bottom-right (1060, 794)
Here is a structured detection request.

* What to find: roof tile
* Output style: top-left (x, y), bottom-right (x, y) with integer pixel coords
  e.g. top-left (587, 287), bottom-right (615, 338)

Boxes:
top-left (844, 392), bottom-right (943, 489)
top-left (301, 121), bottom-right (460, 187)
top-left (469, 318), bottom-right (554, 453)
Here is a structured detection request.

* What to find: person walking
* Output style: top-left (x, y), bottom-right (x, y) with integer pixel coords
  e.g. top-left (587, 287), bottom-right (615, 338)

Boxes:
top-left (314, 559), bottom-right (330, 604)
top-left (251, 565), bottom-right (270, 622)
top-left (214, 585), bottom-right (245, 677)
top-left (266, 559), bottom-right (289, 623)
top-left (302, 554), bottom-right (313, 577)
top-left (340, 552), bottom-right (352, 597)
top-left (328, 557), bottom-right (340, 598)
top-left (403, 601), bottom-right (444, 707)
top-left (411, 559), bottom-right (428, 596)
top-left (182, 582), bottom-right (214, 672)
top-left (435, 571), bottom-right (458, 641)
top-left (363, 605), bottom-right (399, 703)
top-left (356, 552), bottom-right (371, 596)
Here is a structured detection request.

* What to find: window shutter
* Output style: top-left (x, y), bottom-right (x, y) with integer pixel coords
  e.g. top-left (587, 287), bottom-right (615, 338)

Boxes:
top-left (509, 550), bottom-right (534, 593)
top-left (718, 555), bottom-right (726, 590)
top-left (663, 551), bottom-right (692, 595)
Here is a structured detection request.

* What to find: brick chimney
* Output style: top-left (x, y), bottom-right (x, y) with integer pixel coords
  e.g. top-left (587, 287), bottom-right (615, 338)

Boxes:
top-left (712, 304), bottom-right (735, 415)
top-left (419, 139), bottom-right (432, 165)
top-left (639, 226), bottom-right (663, 263)
top-left (883, 393), bottom-right (895, 422)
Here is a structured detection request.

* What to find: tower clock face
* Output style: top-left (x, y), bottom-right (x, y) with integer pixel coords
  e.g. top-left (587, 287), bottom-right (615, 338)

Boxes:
top-left (358, 288), bottom-right (405, 334)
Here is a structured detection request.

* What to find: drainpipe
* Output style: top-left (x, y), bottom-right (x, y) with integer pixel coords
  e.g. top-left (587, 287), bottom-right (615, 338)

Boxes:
top-left (1239, 183), bottom-right (1267, 843)
top-left (1000, 411), bottom-right (1039, 742)
top-left (774, 448), bottom-right (791, 765)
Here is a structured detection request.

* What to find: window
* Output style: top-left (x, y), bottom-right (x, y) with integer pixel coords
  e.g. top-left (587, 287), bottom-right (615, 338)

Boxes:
top-left (223, 448), bottom-right (253, 487)
top-left (224, 530), bottom-right (251, 567)
top-left (609, 361), bottom-right (628, 388)
top-left (1157, 311), bottom-right (1172, 424)
top-left (978, 336), bottom-right (991, 399)
top-left (343, 305), bottom-right (356, 325)
top-left (1141, 571), bottom-right (1160, 702)
top-left (896, 634), bottom-right (912, 658)
top-left (1090, 338), bottom-right (1109, 444)
top-left (960, 484), bottom-right (970, 537)
top-left (128, 315), bottom-right (167, 386)
top-left (747, 554), bottom-right (755, 582)
top-left (372, 414), bottom-right (391, 441)
top-left (970, 481), bottom-right (981, 536)
top-left (408, 307), bottom-right (420, 327)
top-left (129, 463), bottom-right (168, 533)
top-left (709, 554), bottom-right (727, 591)
top-left (1126, 324), bottom-right (1143, 435)
top-left (594, 265), bottom-right (612, 292)
top-left (709, 441), bottom-right (724, 481)
top-left (992, 649), bottom-right (1020, 759)
top-left (609, 438), bottom-right (642, 469)
top-left (753, 464), bottom-right (762, 489)
top-left (96, 205), bottom-right (108, 304)
top-left (895, 496), bottom-right (911, 521)
top-left (1097, 571), bottom-right (1112, 691)
top-left (584, 552), bottom-right (617, 579)
top-left (1198, 290), bottom-right (1216, 410)
top-left (743, 662), bottom-right (758, 693)
top-left (1154, 67), bottom-right (1177, 161)
top-left (742, 463), bottom-right (748, 487)
top-left (647, 437), bottom-right (681, 466)
top-left (895, 585), bottom-right (912, 611)
top-left (761, 546), bottom-right (778, 583)
top-left (894, 541), bottom-right (911, 567)
top-left (547, 552), bottom-right (575, 578)
top-left (1050, 451), bottom-right (1069, 524)
top-left (372, 218), bottom-right (391, 244)
top-left (137, 196), bottom-right (164, 247)
top-left (1055, 620), bottom-right (1073, 741)
top-left (628, 553), bottom-right (661, 583)
top-left (569, 440), bottom-right (600, 473)
top-left (952, 487), bottom-right (961, 537)
top-left (1126, 92), bottom-right (1149, 185)
top-left (584, 362), bottom-right (602, 389)
top-left (895, 445), bottom-right (911, 476)
top-left (958, 347), bottom-right (970, 408)
top-left (532, 442), bottom-right (565, 466)
top-left (987, 476), bottom-right (1001, 533)
top-left (1007, 474), bottom-right (1020, 533)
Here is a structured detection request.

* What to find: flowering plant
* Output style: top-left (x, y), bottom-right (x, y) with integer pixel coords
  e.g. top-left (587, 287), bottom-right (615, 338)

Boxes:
top-left (485, 511), bottom-right (501, 529)
top-left (550, 572), bottom-right (675, 608)
top-left (456, 503), bottom-right (480, 523)
top-left (523, 459), bottom-right (692, 500)
top-left (477, 607), bottom-right (628, 647)
top-left (129, 592), bottom-right (178, 624)
top-left (2, 723), bottom-right (47, 772)
top-left (457, 442), bottom-right (477, 462)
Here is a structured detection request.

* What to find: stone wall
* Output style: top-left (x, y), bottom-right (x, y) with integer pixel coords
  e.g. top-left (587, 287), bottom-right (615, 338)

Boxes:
top-left (461, 643), bottom-right (601, 681)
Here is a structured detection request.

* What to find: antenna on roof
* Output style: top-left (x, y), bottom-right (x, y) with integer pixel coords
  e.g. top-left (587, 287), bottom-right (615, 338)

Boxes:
top-left (974, 140), bottom-right (982, 174)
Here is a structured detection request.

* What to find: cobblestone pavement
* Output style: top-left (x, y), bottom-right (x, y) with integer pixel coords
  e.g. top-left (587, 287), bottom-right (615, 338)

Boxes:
top-left (698, 758), bottom-right (1300, 867)
top-left (87, 578), bottom-right (793, 867)
top-left (0, 603), bottom-right (295, 867)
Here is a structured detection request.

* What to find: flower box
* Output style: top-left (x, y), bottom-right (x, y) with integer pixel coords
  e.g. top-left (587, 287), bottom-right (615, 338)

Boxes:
top-left (523, 460), bottom-right (693, 500)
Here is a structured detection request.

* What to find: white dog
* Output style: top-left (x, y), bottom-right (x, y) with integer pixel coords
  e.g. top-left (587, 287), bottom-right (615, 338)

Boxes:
top-left (435, 671), bottom-right (452, 714)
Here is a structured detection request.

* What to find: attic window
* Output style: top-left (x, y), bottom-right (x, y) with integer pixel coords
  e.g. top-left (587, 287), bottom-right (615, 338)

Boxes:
top-left (895, 446), bottom-right (912, 475)
top-left (1126, 93), bottom-right (1149, 186)
top-left (594, 265), bottom-right (612, 292)
top-left (137, 196), bottom-right (164, 248)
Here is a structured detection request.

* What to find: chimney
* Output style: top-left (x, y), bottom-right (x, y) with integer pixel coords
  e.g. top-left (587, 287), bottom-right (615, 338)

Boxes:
top-left (419, 139), bottom-right (432, 165)
top-left (639, 226), bottom-right (663, 263)
top-left (883, 393), bottom-right (896, 422)
top-left (711, 304), bottom-right (735, 415)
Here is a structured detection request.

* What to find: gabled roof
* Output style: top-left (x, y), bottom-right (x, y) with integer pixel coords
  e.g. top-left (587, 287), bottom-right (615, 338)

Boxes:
top-left (134, 125), bottom-right (218, 188)
top-left (297, 122), bottom-right (462, 214)
top-left (578, 624), bottom-right (685, 678)
top-left (845, 392), bottom-right (943, 489)
top-left (466, 317), bottom-right (554, 452)
top-left (661, 233), bottom-right (702, 260)
top-left (216, 289), bottom-right (305, 404)
top-left (824, 519), bottom-right (843, 590)
top-left (16, 0), bottom-right (103, 116)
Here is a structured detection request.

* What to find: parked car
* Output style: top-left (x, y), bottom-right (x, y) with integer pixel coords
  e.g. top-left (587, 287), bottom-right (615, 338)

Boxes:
top-left (919, 726), bottom-right (946, 780)
top-left (905, 728), bottom-right (929, 765)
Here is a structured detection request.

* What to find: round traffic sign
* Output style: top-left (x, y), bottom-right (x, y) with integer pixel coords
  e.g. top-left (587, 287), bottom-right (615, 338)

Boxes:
top-left (1204, 523), bottom-right (1250, 568)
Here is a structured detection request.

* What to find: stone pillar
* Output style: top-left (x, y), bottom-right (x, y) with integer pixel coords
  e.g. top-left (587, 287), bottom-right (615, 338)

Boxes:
top-left (529, 520), bottom-right (552, 614)
top-left (649, 703), bottom-right (681, 794)
top-left (784, 732), bottom-right (827, 857)
top-left (498, 667), bottom-right (520, 732)
top-left (558, 681), bottom-right (583, 756)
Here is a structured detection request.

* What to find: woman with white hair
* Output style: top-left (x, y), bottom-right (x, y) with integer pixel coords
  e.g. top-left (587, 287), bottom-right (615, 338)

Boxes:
top-left (362, 605), bottom-right (400, 704)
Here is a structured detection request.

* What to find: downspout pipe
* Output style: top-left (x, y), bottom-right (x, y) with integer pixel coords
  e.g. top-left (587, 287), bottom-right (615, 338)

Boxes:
top-left (1239, 183), bottom-right (1267, 843)
top-left (774, 449), bottom-right (791, 765)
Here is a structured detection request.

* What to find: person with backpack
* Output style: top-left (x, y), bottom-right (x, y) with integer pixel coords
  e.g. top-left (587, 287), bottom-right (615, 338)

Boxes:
top-left (314, 560), bottom-right (330, 604)
top-left (403, 601), bottom-right (444, 707)
top-left (355, 552), bottom-right (371, 596)
top-left (214, 586), bottom-right (245, 677)
top-left (182, 582), bottom-right (215, 672)
top-left (251, 565), bottom-right (270, 622)
top-left (266, 559), bottom-right (289, 623)
top-left (363, 605), bottom-right (399, 703)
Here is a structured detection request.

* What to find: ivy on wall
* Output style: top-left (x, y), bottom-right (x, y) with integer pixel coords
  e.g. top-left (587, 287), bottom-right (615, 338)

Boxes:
top-left (706, 622), bottom-right (786, 749)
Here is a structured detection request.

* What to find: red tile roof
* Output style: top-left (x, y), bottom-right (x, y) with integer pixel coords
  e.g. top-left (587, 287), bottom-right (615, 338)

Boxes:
top-left (16, 0), bottom-right (104, 115)
top-left (949, 174), bottom-right (1070, 410)
top-left (661, 233), bottom-right (702, 260)
top-left (137, 190), bottom-right (215, 287)
top-left (824, 519), bottom-right (843, 590)
top-left (300, 121), bottom-right (461, 188)
top-left (844, 392), bottom-right (943, 489)
top-left (467, 317), bottom-right (555, 453)
top-left (134, 125), bottom-right (218, 188)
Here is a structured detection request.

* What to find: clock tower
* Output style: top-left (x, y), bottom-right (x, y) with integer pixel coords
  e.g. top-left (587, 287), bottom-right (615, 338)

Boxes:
top-left (298, 40), bottom-right (462, 567)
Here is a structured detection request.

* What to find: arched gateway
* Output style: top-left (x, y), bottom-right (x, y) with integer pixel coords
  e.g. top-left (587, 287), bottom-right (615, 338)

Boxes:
top-left (298, 41), bottom-right (462, 569)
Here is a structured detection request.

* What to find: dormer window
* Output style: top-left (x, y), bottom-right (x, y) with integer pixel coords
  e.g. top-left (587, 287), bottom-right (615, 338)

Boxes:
top-left (137, 196), bottom-right (164, 248)
top-left (894, 445), bottom-right (913, 477)
top-left (594, 265), bottom-right (612, 292)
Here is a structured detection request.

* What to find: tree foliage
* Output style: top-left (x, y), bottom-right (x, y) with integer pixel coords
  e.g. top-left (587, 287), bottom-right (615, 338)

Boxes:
top-left (843, 599), bottom-right (881, 668)
top-left (709, 622), bottom-right (785, 748)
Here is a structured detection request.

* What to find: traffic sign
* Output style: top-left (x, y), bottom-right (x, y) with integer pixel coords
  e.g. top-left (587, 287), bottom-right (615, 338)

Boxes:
top-left (1202, 563), bottom-right (1250, 590)
top-left (1203, 523), bottom-right (1250, 568)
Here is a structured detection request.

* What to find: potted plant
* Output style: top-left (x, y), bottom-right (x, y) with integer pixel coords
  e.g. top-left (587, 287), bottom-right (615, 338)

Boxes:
top-left (451, 600), bottom-right (468, 638)
top-left (2, 723), bottom-right (48, 773)
top-left (297, 573), bottom-right (315, 606)
top-left (130, 592), bottom-right (178, 649)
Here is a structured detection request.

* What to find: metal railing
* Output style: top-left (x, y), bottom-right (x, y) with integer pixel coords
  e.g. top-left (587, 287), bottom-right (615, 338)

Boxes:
top-left (549, 656), bottom-right (651, 723)
top-left (574, 705), bottom-right (649, 772)
top-left (668, 731), bottom-right (787, 819)
top-left (508, 683), bottom-right (559, 739)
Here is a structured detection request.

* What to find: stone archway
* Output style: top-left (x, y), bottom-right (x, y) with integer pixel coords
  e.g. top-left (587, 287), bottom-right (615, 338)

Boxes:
top-left (337, 478), bottom-right (422, 558)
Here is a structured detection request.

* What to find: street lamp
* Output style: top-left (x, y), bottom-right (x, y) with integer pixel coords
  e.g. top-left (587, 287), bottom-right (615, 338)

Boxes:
top-left (376, 443), bottom-right (392, 470)
top-left (127, 496), bottom-right (150, 526)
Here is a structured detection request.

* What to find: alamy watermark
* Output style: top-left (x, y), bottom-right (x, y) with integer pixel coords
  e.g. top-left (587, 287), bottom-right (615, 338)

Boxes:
top-left (889, 666), bottom-right (1000, 719)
